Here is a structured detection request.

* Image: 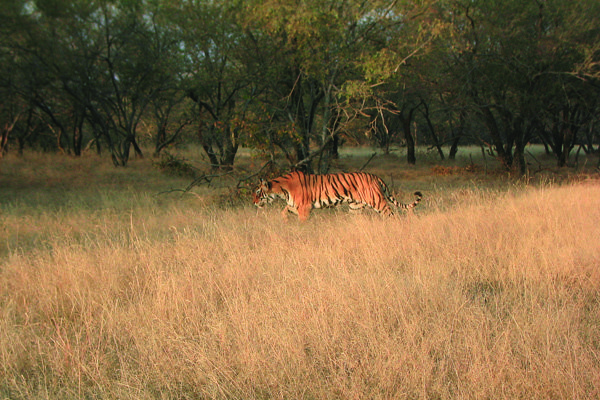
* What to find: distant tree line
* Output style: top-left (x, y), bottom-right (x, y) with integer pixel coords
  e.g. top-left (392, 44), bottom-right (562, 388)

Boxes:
top-left (1, 0), bottom-right (599, 173)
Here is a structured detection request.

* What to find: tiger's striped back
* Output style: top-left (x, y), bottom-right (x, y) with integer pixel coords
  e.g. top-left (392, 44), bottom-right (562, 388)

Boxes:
top-left (253, 171), bottom-right (422, 221)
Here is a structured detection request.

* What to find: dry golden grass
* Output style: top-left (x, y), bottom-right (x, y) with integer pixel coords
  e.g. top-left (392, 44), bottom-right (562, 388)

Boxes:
top-left (1, 150), bottom-right (599, 399)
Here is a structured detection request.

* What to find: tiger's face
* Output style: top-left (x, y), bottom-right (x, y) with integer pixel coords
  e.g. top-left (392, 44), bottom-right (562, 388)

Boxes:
top-left (253, 179), bottom-right (274, 208)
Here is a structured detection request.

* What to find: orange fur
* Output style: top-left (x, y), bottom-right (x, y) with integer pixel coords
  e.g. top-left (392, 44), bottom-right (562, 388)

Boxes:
top-left (253, 171), bottom-right (422, 221)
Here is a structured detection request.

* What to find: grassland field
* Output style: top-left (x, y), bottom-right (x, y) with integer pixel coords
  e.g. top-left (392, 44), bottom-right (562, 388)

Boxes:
top-left (1, 145), bottom-right (599, 399)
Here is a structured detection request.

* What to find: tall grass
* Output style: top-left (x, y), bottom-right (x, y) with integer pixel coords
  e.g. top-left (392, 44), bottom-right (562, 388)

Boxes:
top-left (1, 151), bottom-right (599, 398)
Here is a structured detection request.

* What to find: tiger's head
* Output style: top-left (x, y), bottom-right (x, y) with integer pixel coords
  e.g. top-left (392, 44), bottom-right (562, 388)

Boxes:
top-left (253, 178), bottom-right (276, 208)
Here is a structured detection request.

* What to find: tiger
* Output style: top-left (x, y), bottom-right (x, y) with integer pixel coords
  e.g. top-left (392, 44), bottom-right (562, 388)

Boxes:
top-left (253, 170), bottom-right (422, 221)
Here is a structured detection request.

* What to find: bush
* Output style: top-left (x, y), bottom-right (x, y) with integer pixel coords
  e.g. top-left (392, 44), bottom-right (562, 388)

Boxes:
top-left (153, 152), bottom-right (197, 178)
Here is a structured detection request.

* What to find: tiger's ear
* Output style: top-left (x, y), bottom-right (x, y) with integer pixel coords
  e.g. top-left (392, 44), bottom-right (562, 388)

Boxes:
top-left (260, 178), bottom-right (271, 189)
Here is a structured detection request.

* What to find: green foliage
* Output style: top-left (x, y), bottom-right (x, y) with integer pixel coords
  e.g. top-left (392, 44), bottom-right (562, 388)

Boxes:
top-left (1, 0), bottom-right (598, 172)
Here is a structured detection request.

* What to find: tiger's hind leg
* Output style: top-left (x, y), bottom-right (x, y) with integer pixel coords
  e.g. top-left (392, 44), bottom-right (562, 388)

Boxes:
top-left (348, 202), bottom-right (367, 213)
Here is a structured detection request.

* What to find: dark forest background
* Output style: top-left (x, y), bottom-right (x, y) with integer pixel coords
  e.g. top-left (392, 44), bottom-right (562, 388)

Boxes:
top-left (1, 0), bottom-right (599, 174)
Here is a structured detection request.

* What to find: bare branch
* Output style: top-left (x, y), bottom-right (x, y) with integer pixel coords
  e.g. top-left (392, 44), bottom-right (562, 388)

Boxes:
top-left (236, 160), bottom-right (275, 189)
top-left (359, 152), bottom-right (378, 171)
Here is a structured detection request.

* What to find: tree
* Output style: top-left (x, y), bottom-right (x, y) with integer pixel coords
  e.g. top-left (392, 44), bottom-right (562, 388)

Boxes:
top-left (94, 2), bottom-right (174, 165)
top-left (337, 1), bottom-right (445, 165)
top-left (5, 0), bottom-right (182, 164)
top-left (240, 0), bottom-right (440, 170)
top-left (439, 0), bottom-right (600, 173)
top-left (2, 0), bottom-right (597, 174)
top-left (170, 0), bottom-right (256, 171)
top-left (0, 0), bottom-right (29, 156)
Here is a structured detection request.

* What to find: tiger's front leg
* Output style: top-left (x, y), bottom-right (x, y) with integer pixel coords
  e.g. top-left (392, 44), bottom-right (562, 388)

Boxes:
top-left (281, 204), bottom-right (300, 220)
top-left (281, 205), bottom-right (291, 220)
top-left (297, 205), bottom-right (312, 222)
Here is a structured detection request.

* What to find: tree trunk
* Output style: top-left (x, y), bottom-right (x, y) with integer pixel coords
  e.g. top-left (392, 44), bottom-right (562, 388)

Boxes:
top-left (512, 118), bottom-right (527, 175)
top-left (131, 137), bottom-right (144, 158)
top-left (420, 100), bottom-right (444, 160)
top-left (449, 136), bottom-right (460, 160)
top-left (72, 112), bottom-right (84, 156)
top-left (480, 106), bottom-right (511, 167)
top-left (154, 122), bottom-right (167, 156)
top-left (0, 129), bottom-right (8, 155)
top-left (448, 111), bottom-right (465, 160)
top-left (220, 136), bottom-right (238, 171)
top-left (330, 133), bottom-right (339, 159)
top-left (398, 106), bottom-right (418, 165)
top-left (404, 120), bottom-right (416, 165)
top-left (119, 139), bottom-right (131, 166)
top-left (557, 107), bottom-right (574, 167)
top-left (0, 114), bottom-right (19, 156)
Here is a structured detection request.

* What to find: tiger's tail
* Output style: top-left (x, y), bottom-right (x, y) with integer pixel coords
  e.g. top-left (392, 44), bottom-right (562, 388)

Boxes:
top-left (390, 191), bottom-right (423, 211)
